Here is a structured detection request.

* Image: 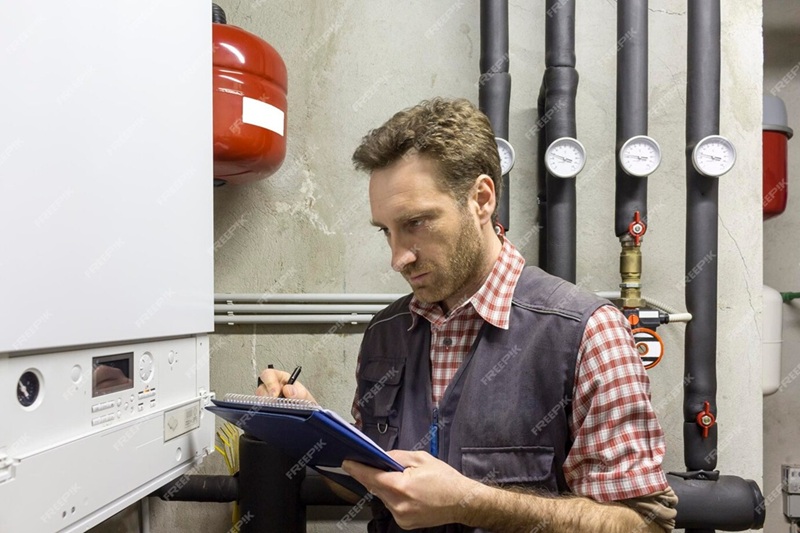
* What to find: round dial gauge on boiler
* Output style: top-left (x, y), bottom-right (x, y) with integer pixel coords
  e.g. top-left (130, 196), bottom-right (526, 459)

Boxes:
top-left (17, 370), bottom-right (41, 408)
top-left (544, 137), bottom-right (586, 178)
top-left (692, 135), bottom-right (736, 177)
top-left (495, 137), bottom-right (516, 175)
top-left (620, 135), bottom-right (661, 177)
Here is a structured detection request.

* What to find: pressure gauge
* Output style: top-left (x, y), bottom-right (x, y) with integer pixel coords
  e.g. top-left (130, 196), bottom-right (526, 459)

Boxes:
top-left (544, 137), bottom-right (586, 178)
top-left (620, 135), bottom-right (661, 177)
top-left (692, 135), bottom-right (736, 177)
top-left (495, 137), bottom-right (515, 175)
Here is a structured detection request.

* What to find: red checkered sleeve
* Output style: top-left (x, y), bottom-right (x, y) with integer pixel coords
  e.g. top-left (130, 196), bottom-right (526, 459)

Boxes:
top-left (563, 305), bottom-right (670, 501)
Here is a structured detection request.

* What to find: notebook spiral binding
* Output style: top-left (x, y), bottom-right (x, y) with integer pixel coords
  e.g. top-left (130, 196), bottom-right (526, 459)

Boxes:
top-left (223, 393), bottom-right (319, 411)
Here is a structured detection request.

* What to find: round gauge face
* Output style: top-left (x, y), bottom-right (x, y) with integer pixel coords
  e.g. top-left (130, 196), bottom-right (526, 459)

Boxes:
top-left (17, 370), bottom-right (41, 408)
top-left (495, 137), bottom-right (515, 175)
top-left (620, 135), bottom-right (661, 177)
top-left (692, 135), bottom-right (736, 177)
top-left (544, 137), bottom-right (586, 178)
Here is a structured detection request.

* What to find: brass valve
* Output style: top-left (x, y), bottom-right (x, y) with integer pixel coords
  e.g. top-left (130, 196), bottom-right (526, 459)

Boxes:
top-left (619, 211), bottom-right (646, 309)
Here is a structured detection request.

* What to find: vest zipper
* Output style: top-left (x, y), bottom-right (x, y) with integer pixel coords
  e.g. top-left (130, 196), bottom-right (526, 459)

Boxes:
top-left (430, 407), bottom-right (439, 457)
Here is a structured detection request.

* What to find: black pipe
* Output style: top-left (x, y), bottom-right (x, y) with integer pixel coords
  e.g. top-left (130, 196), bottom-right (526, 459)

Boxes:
top-left (667, 473), bottom-right (765, 530)
top-left (614, 0), bottom-right (649, 236)
top-left (300, 470), bottom-right (356, 506)
top-left (542, 68), bottom-right (578, 283)
top-left (239, 433), bottom-right (305, 533)
top-left (150, 475), bottom-right (238, 502)
top-left (212, 3), bottom-right (227, 24)
top-left (479, 0), bottom-right (511, 231)
top-left (684, 0), bottom-right (721, 474)
top-left (540, 0), bottom-right (578, 283)
top-left (680, 3), bottom-right (766, 532)
top-left (544, 0), bottom-right (575, 68)
top-left (536, 80), bottom-right (548, 268)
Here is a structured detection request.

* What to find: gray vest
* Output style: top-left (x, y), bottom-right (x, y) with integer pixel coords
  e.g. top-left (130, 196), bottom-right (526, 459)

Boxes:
top-left (356, 266), bottom-right (608, 533)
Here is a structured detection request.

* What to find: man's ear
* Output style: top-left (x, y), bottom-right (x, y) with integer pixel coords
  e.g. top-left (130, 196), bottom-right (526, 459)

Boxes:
top-left (472, 174), bottom-right (496, 226)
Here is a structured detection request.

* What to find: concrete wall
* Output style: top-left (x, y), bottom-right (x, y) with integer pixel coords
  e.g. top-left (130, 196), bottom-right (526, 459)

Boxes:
top-left (763, 1), bottom-right (800, 532)
top-left (94, 1), bottom-right (765, 531)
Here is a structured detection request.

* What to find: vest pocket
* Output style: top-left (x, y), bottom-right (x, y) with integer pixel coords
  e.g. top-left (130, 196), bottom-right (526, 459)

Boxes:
top-left (362, 422), bottom-right (399, 451)
top-left (461, 445), bottom-right (558, 492)
top-left (358, 359), bottom-right (405, 419)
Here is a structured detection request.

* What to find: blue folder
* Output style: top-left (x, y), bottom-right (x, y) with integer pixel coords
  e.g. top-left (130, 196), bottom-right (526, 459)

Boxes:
top-left (206, 394), bottom-right (404, 493)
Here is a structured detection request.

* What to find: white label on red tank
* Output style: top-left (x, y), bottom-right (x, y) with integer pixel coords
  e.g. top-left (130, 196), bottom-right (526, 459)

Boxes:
top-left (242, 97), bottom-right (285, 136)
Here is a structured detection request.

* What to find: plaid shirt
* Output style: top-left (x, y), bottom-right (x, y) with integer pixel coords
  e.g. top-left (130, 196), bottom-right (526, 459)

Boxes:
top-left (352, 239), bottom-right (669, 501)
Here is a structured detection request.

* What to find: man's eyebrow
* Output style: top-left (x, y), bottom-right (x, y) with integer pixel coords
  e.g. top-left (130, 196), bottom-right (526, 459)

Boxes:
top-left (370, 209), bottom-right (441, 228)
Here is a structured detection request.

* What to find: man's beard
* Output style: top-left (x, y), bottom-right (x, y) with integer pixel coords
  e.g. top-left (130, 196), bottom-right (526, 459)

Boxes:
top-left (404, 212), bottom-right (485, 307)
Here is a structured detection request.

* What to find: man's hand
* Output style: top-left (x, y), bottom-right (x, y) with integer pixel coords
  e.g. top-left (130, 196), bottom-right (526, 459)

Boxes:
top-left (343, 450), bottom-right (667, 533)
top-left (255, 367), bottom-right (317, 403)
top-left (342, 450), bottom-right (482, 529)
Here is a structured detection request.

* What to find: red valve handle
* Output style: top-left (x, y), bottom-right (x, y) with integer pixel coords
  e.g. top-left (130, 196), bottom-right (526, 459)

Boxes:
top-left (695, 401), bottom-right (716, 438)
top-left (628, 211), bottom-right (647, 245)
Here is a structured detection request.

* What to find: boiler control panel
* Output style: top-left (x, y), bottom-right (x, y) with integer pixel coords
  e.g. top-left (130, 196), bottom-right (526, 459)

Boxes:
top-left (0, 335), bottom-right (213, 533)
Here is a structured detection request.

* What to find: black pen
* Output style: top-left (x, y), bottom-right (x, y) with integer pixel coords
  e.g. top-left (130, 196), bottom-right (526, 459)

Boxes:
top-left (279, 366), bottom-right (302, 398)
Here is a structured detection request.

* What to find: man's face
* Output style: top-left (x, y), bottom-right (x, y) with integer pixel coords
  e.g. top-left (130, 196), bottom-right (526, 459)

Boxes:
top-left (369, 155), bottom-right (486, 310)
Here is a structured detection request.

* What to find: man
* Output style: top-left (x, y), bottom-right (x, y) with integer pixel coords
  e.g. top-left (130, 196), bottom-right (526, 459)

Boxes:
top-left (259, 97), bottom-right (677, 532)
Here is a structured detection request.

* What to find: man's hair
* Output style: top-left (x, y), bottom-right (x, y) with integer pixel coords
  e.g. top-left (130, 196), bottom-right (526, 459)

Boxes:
top-left (352, 97), bottom-right (502, 215)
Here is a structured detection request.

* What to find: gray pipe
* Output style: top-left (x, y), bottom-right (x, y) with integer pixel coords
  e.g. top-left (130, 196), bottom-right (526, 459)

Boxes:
top-left (540, 0), bottom-right (578, 283)
top-left (214, 304), bottom-right (388, 314)
top-left (479, 0), bottom-right (511, 230)
top-left (684, 0), bottom-right (721, 473)
top-left (214, 314), bottom-right (374, 325)
top-left (614, 0), bottom-right (649, 236)
top-left (214, 293), bottom-right (404, 303)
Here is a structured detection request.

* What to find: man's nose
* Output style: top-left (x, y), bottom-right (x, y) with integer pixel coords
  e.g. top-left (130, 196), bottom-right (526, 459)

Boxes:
top-left (391, 240), bottom-right (417, 272)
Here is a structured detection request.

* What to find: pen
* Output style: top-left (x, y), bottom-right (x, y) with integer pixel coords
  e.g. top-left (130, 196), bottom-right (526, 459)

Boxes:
top-left (287, 366), bottom-right (302, 385)
top-left (278, 366), bottom-right (302, 398)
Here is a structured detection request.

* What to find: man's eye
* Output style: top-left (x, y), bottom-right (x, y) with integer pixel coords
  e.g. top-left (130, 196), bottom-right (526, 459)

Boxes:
top-left (377, 227), bottom-right (389, 236)
top-left (409, 219), bottom-right (424, 228)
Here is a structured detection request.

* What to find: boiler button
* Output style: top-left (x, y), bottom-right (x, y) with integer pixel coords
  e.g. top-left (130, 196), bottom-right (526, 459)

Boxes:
top-left (150, 399), bottom-right (156, 408)
top-left (70, 365), bottom-right (82, 383)
top-left (168, 351), bottom-right (175, 364)
top-left (117, 411), bottom-right (121, 418)
top-left (116, 399), bottom-right (122, 407)
top-left (139, 352), bottom-right (154, 382)
top-left (138, 403), bottom-right (144, 412)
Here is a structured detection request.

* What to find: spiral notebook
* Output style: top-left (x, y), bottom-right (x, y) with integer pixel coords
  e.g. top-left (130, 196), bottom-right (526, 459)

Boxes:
top-left (206, 393), bottom-right (403, 492)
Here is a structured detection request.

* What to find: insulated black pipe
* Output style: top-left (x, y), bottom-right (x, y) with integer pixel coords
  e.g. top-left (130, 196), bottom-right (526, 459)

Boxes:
top-left (615, 0), bottom-right (649, 236)
top-left (541, 0), bottom-right (578, 283)
top-left (667, 474), bottom-right (765, 530)
top-left (150, 475), bottom-right (238, 502)
top-left (543, 67), bottom-right (578, 282)
top-left (239, 434), bottom-right (305, 533)
top-left (479, 0), bottom-right (511, 231)
top-left (212, 3), bottom-right (227, 24)
top-left (684, 0), bottom-right (720, 473)
top-left (537, 80), bottom-right (548, 268)
top-left (544, 0), bottom-right (576, 68)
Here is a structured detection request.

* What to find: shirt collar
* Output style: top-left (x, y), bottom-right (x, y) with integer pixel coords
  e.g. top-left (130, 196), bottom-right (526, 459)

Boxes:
top-left (407, 239), bottom-right (525, 330)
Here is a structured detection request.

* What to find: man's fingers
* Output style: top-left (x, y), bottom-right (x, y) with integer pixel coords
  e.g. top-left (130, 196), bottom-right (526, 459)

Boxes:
top-left (256, 369), bottom-right (288, 397)
top-left (386, 449), bottom-right (429, 466)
